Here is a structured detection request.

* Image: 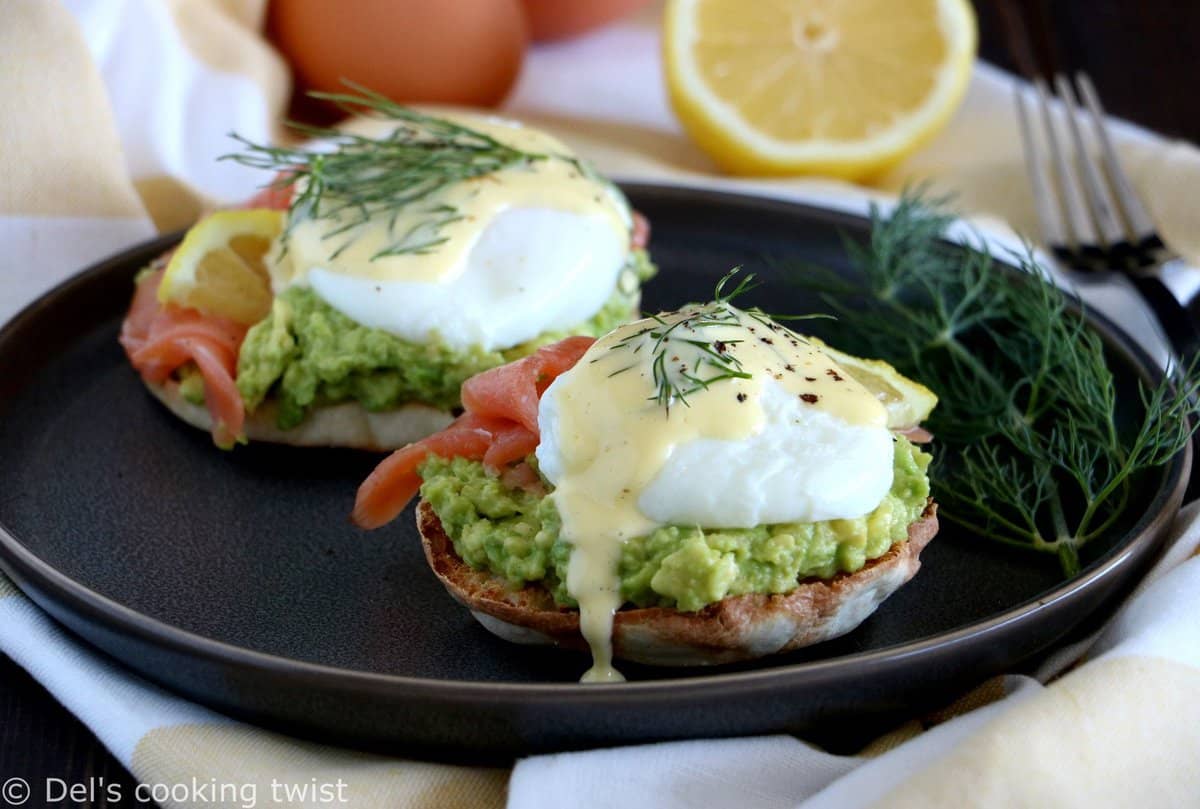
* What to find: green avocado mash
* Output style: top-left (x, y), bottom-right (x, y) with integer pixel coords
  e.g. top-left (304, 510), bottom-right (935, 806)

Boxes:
top-left (176, 365), bottom-right (207, 406)
top-left (234, 250), bottom-right (656, 429)
top-left (418, 437), bottom-right (931, 612)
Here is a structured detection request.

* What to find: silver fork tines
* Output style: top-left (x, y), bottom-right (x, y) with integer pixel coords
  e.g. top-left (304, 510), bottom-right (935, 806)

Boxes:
top-left (1075, 74), bottom-right (1160, 247)
top-left (1016, 72), bottom-right (1165, 268)
top-left (1015, 82), bottom-right (1069, 250)
top-left (1015, 71), bottom-right (1198, 361)
top-left (1054, 74), bottom-right (1126, 251)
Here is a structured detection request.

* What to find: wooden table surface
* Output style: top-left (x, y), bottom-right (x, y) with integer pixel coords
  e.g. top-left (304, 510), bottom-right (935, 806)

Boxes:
top-left (3, 3), bottom-right (1198, 804)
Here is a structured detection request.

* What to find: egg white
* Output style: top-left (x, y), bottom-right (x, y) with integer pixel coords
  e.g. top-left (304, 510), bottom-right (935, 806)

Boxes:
top-left (304, 207), bottom-right (628, 352)
top-left (538, 378), bottom-right (895, 530)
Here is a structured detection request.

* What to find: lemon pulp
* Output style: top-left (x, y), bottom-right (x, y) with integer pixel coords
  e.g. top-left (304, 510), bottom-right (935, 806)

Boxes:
top-left (663, 0), bottom-right (977, 178)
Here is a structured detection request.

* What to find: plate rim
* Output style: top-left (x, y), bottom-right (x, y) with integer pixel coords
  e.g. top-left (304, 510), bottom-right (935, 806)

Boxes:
top-left (0, 182), bottom-right (1189, 702)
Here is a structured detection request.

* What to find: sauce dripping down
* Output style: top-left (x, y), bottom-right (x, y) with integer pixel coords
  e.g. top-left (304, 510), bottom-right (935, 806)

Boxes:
top-left (536, 304), bottom-right (887, 681)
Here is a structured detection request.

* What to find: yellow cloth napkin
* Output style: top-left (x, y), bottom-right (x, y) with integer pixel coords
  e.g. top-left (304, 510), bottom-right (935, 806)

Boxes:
top-left (3, 3), bottom-right (1200, 808)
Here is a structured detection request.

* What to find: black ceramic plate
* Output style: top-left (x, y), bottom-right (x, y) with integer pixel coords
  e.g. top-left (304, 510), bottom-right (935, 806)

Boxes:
top-left (0, 185), bottom-right (1187, 760)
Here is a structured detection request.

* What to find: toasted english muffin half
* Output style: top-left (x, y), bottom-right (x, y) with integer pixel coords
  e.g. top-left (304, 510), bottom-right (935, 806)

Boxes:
top-left (147, 379), bottom-right (455, 452)
top-left (416, 499), bottom-right (939, 667)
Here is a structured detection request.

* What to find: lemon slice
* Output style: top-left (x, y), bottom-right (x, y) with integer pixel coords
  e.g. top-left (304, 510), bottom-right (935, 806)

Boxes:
top-left (663, 0), bottom-right (976, 179)
top-left (158, 209), bottom-right (283, 325)
top-left (809, 337), bottom-right (938, 428)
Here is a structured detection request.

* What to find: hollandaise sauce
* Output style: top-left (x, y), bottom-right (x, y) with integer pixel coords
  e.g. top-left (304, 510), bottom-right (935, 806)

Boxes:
top-left (537, 303), bottom-right (888, 681)
top-left (270, 115), bottom-right (630, 290)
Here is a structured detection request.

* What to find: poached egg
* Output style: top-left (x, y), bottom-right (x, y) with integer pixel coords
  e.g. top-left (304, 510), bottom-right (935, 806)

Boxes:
top-left (266, 115), bottom-right (634, 352)
top-left (535, 303), bottom-right (894, 681)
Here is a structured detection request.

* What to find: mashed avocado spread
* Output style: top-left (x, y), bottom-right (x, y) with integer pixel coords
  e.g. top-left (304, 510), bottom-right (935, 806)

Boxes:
top-left (418, 437), bottom-right (931, 612)
top-left (233, 250), bottom-right (656, 429)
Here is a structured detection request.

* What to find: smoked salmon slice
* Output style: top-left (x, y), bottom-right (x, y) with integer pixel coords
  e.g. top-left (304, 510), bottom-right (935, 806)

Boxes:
top-left (352, 337), bottom-right (595, 530)
top-left (243, 173), bottom-right (295, 210)
top-left (351, 412), bottom-right (505, 530)
top-left (120, 268), bottom-right (249, 448)
top-left (894, 425), bottom-right (933, 443)
top-left (121, 177), bottom-right (291, 447)
top-left (460, 335), bottom-right (594, 433)
top-left (483, 424), bottom-right (540, 470)
top-left (631, 210), bottom-right (650, 250)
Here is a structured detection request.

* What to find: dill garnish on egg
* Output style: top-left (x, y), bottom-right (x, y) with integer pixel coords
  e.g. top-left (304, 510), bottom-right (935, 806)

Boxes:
top-left (224, 83), bottom-right (605, 260)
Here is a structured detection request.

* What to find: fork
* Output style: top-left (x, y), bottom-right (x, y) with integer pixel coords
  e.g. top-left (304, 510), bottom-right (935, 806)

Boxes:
top-left (1014, 72), bottom-right (1200, 361)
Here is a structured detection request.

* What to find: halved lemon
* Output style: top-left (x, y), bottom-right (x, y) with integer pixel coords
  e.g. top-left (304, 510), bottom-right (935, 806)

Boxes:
top-left (810, 337), bottom-right (938, 428)
top-left (663, 0), bottom-right (977, 179)
top-left (158, 209), bottom-right (283, 325)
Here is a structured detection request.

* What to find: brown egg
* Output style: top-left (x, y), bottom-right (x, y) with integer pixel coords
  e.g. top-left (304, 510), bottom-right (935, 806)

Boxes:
top-left (521, 0), bottom-right (653, 41)
top-left (268, 0), bottom-right (528, 111)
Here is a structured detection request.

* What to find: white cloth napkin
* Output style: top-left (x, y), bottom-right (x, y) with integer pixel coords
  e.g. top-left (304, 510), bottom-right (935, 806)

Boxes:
top-left (3, 3), bottom-right (1200, 808)
top-left (509, 511), bottom-right (1200, 809)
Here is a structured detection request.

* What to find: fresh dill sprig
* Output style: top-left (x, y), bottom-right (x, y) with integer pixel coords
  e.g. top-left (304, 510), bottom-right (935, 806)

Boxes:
top-left (714, 266), bottom-right (762, 302)
top-left (603, 304), bottom-right (753, 413)
top-left (603, 268), bottom-right (827, 413)
top-left (788, 191), bottom-right (1200, 576)
top-left (221, 83), bottom-right (548, 259)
